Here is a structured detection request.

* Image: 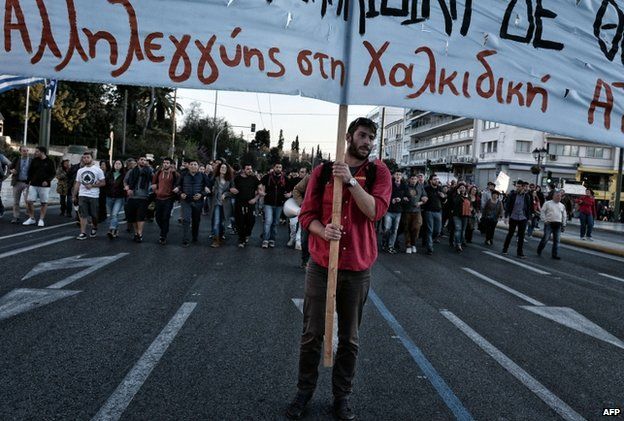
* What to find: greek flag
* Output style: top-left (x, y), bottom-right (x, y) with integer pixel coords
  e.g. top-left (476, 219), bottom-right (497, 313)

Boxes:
top-left (0, 75), bottom-right (45, 94)
top-left (41, 79), bottom-right (58, 109)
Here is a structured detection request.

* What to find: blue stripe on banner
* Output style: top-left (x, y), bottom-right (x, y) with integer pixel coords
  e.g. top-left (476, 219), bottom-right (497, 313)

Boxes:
top-left (369, 289), bottom-right (475, 421)
top-left (0, 75), bottom-right (45, 94)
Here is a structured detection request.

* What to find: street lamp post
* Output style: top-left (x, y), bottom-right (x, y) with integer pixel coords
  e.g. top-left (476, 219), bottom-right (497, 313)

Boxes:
top-left (532, 147), bottom-right (548, 186)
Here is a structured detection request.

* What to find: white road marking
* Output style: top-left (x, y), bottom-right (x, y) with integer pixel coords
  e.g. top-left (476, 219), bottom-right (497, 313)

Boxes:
top-left (0, 288), bottom-right (81, 321)
top-left (292, 298), bottom-right (338, 355)
top-left (462, 268), bottom-right (545, 306)
top-left (0, 221), bottom-right (76, 240)
top-left (441, 310), bottom-right (586, 421)
top-left (560, 244), bottom-right (624, 263)
top-left (483, 251), bottom-right (551, 275)
top-left (0, 236), bottom-right (73, 260)
top-left (46, 254), bottom-right (129, 289)
top-left (92, 302), bottom-right (197, 421)
top-left (521, 306), bottom-right (624, 350)
top-left (599, 273), bottom-right (624, 283)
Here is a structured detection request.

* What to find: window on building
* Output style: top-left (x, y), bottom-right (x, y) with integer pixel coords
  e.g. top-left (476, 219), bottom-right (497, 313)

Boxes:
top-left (586, 147), bottom-right (611, 159)
top-left (483, 121), bottom-right (500, 130)
top-left (516, 140), bottom-right (532, 153)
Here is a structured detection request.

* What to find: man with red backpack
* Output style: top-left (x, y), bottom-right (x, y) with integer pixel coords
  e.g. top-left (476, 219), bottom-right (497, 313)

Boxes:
top-left (286, 117), bottom-right (391, 421)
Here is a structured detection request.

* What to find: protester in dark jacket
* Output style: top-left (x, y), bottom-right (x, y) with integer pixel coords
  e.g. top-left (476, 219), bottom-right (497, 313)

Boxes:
top-left (502, 181), bottom-right (532, 258)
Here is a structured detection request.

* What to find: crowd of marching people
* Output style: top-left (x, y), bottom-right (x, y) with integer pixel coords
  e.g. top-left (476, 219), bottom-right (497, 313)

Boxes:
top-left (0, 145), bottom-right (603, 263)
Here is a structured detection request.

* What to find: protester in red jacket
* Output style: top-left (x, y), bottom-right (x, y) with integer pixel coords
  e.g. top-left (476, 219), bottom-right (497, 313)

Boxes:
top-left (575, 189), bottom-right (597, 240)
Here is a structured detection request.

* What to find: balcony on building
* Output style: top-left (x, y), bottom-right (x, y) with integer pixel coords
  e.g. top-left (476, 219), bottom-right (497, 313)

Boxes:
top-left (405, 113), bottom-right (469, 138)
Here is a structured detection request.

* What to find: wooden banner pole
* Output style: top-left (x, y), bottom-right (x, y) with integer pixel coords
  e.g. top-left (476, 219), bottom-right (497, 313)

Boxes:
top-left (323, 104), bottom-right (348, 367)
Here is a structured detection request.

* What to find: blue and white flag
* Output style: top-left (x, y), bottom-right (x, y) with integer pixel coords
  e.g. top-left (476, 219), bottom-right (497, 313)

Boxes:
top-left (41, 79), bottom-right (58, 109)
top-left (0, 75), bottom-right (45, 94)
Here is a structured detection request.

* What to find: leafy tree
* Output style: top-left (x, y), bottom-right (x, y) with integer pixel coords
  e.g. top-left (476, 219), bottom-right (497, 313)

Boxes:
top-left (250, 129), bottom-right (270, 151)
top-left (277, 129), bottom-right (284, 151)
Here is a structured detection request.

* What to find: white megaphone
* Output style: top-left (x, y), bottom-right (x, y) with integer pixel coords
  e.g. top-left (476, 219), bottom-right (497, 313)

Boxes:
top-left (283, 198), bottom-right (301, 218)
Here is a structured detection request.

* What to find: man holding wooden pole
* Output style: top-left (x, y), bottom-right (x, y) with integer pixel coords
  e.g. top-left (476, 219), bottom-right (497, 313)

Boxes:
top-left (286, 117), bottom-right (391, 420)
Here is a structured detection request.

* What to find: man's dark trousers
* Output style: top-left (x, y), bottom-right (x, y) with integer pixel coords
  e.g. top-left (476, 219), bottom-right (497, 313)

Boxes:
top-left (155, 198), bottom-right (175, 239)
top-left (235, 203), bottom-right (255, 243)
top-left (503, 218), bottom-right (528, 255)
top-left (297, 260), bottom-right (370, 399)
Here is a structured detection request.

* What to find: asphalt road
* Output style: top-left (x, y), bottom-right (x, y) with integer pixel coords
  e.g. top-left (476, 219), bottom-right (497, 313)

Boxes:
top-left (0, 209), bottom-right (622, 420)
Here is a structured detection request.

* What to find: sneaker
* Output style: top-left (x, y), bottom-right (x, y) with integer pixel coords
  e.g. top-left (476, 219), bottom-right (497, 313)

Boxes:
top-left (333, 398), bottom-right (356, 421)
top-left (262, 240), bottom-right (269, 249)
top-left (10, 218), bottom-right (20, 224)
top-left (22, 217), bottom-right (36, 226)
top-left (269, 240), bottom-right (276, 248)
top-left (134, 234), bottom-right (143, 243)
top-left (285, 392), bottom-right (312, 420)
top-left (456, 245), bottom-right (463, 253)
top-left (76, 233), bottom-right (87, 240)
top-left (517, 254), bottom-right (527, 259)
top-left (37, 219), bottom-right (45, 227)
top-left (412, 246), bottom-right (417, 254)
top-left (581, 237), bottom-right (586, 241)
top-left (182, 240), bottom-right (190, 248)
top-left (388, 247), bottom-right (397, 254)
top-left (295, 242), bottom-right (302, 250)
top-left (502, 250), bottom-right (509, 255)
top-left (238, 242), bottom-right (245, 248)
top-left (552, 255), bottom-right (561, 260)
top-left (107, 230), bottom-right (114, 240)
top-left (406, 247), bottom-right (413, 254)
top-left (112, 229), bottom-right (119, 238)
top-left (587, 237), bottom-right (594, 242)
top-left (158, 237), bottom-right (166, 245)
top-left (426, 250), bottom-right (433, 255)
top-left (90, 229), bottom-right (97, 238)
top-left (287, 238), bottom-right (296, 247)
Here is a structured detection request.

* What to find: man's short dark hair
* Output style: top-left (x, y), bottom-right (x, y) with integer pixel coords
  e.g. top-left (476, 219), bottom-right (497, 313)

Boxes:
top-left (347, 117), bottom-right (377, 137)
top-left (429, 173), bottom-right (438, 181)
top-left (487, 181), bottom-right (496, 186)
top-left (82, 151), bottom-right (93, 158)
top-left (36, 146), bottom-right (47, 155)
top-left (188, 159), bottom-right (199, 164)
top-left (162, 158), bottom-right (172, 164)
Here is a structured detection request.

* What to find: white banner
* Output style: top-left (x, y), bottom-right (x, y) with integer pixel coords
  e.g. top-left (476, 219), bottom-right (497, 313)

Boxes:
top-left (2, 0), bottom-right (624, 146)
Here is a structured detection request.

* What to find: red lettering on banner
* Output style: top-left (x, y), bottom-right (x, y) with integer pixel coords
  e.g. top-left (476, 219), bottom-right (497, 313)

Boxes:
top-left (526, 74), bottom-right (550, 112)
top-left (475, 50), bottom-right (496, 98)
top-left (4, 0), bottom-right (32, 53)
top-left (506, 81), bottom-right (524, 106)
top-left (195, 35), bottom-right (219, 85)
top-left (389, 63), bottom-right (414, 88)
top-left (144, 32), bottom-right (164, 63)
top-left (588, 79), bottom-right (613, 130)
top-left (32, 0), bottom-right (61, 64)
top-left (331, 58), bottom-right (345, 86)
top-left (613, 82), bottom-right (624, 132)
top-left (462, 72), bottom-right (471, 98)
top-left (297, 50), bottom-right (313, 76)
top-left (438, 68), bottom-right (459, 96)
top-left (407, 46), bottom-right (436, 99)
top-left (267, 47), bottom-right (286, 78)
top-left (363, 41), bottom-right (389, 86)
top-left (168, 34), bottom-right (192, 82)
top-left (220, 27), bottom-right (242, 67)
top-left (109, 0), bottom-right (144, 77)
top-left (244, 47), bottom-right (266, 71)
top-left (83, 29), bottom-right (119, 65)
top-left (55, 0), bottom-right (88, 72)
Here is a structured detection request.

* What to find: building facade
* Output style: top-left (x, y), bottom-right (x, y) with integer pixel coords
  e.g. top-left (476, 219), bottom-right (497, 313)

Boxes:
top-left (366, 106), bottom-right (403, 160)
top-left (386, 108), bottom-right (623, 206)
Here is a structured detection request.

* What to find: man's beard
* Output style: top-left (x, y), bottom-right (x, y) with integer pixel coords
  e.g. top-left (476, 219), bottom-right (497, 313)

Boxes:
top-left (348, 142), bottom-right (371, 160)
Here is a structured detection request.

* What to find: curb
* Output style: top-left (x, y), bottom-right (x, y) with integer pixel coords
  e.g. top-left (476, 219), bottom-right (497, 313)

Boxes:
top-left (496, 223), bottom-right (624, 258)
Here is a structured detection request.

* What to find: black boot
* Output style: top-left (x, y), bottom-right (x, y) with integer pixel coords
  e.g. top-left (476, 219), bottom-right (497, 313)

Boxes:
top-left (285, 392), bottom-right (312, 420)
top-left (333, 398), bottom-right (356, 421)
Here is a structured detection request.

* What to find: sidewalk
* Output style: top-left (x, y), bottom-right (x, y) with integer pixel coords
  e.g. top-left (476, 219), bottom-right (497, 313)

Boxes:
top-left (496, 221), bottom-right (624, 258)
top-left (566, 218), bottom-right (624, 234)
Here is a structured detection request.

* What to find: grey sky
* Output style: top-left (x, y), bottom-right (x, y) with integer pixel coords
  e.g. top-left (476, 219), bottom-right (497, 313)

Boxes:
top-left (177, 89), bottom-right (375, 155)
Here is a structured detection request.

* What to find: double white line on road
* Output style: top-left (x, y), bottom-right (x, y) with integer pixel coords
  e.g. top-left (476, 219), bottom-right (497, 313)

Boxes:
top-left (92, 302), bottom-right (197, 421)
top-left (441, 310), bottom-right (585, 421)
top-left (0, 236), bottom-right (72, 259)
top-left (0, 221), bottom-right (76, 240)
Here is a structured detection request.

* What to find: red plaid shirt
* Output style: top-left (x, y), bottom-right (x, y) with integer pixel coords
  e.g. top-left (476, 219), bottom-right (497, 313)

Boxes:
top-left (299, 160), bottom-right (392, 271)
